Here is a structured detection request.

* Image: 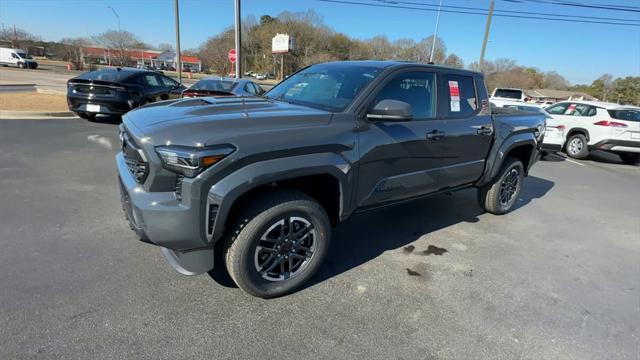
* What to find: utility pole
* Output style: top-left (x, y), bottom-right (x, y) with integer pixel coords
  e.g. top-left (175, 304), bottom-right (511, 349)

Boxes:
top-left (429, 0), bottom-right (443, 64)
top-left (107, 6), bottom-right (121, 32)
top-left (479, 0), bottom-right (495, 71)
top-left (174, 0), bottom-right (182, 83)
top-left (234, 0), bottom-right (242, 79)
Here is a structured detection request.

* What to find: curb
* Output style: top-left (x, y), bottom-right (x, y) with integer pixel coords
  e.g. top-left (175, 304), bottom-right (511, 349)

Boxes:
top-left (0, 110), bottom-right (77, 120)
top-left (36, 87), bottom-right (67, 96)
top-left (0, 84), bottom-right (36, 92)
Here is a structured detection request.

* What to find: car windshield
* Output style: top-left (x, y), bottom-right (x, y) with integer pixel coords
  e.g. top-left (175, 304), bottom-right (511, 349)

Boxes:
top-left (608, 109), bottom-right (640, 122)
top-left (191, 79), bottom-right (238, 92)
top-left (494, 89), bottom-right (523, 99)
top-left (264, 63), bottom-right (382, 112)
top-left (16, 52), bottom-right (32, 59)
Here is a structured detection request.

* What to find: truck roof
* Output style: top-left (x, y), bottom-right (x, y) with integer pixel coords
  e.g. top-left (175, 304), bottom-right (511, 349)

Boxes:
top-left (318, 60), bottom-right (483, 76)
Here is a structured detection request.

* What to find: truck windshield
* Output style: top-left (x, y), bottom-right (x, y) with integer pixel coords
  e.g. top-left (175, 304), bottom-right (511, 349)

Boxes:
top-left (264, 64), bottom-right (382, 112)
top-left (493, 89), bottom-right (522, 99)
top-left (16, 52), bottom-right (32, 59)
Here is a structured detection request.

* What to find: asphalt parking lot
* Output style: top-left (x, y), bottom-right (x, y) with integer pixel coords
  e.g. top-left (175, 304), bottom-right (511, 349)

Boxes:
top-left (1, 118), bottom-right (638, 359)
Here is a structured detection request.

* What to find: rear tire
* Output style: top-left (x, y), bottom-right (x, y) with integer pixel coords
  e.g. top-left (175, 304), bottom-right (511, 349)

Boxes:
top-left (565, 133), bottom-right (589, 159)
top-left (224, 190), bottom-right (331, 298)
top-left (619, 153), bottom-right (640, 165)
top-left (478, 157), bottom-right (524, 215)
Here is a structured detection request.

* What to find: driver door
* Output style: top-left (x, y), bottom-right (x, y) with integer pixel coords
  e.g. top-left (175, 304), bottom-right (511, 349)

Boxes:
top-left (356, 69), bottom-right (448, 209)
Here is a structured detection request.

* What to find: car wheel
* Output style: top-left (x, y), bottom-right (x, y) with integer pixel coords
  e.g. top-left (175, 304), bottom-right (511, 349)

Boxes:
top-left (18, 62), bottom-right (25, 69)
top-left (478, 157), bottom-right (524, 215)
top-left (619, 153), bottom-right (640, 165)
top-left (224, 190), bottom-right (331, 298)
top-left (565, 133), bottom-right (589, 159)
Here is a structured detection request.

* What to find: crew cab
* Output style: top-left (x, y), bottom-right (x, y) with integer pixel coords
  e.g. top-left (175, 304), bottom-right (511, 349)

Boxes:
top-left (116, 61), bottom-right (545, 298)
top-left (545, 101), bottom-right (640, 164)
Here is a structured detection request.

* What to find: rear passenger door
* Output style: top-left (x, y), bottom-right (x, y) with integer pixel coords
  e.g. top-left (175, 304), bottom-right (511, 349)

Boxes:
top-left (437, 73), bottom-right (493, 188)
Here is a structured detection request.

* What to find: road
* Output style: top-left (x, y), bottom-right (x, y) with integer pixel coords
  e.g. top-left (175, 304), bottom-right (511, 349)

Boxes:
top-left (0, 67), bottom-right (272, 94)
top-left (1, 118), bottom-right (638, 359)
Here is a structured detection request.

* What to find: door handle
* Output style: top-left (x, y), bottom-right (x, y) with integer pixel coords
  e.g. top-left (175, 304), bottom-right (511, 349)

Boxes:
top-left (426, 130), bottom-right (446, 140)
top-left (476, 126), bottom-right (494, 136)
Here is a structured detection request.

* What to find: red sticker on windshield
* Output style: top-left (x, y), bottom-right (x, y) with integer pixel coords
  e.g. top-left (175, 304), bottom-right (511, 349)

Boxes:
top-left (448, 81), bottom-right (460, 97)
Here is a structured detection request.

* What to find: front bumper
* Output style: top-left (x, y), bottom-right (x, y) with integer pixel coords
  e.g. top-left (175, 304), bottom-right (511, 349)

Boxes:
top-left (116, 152), bottom-right (206, 250)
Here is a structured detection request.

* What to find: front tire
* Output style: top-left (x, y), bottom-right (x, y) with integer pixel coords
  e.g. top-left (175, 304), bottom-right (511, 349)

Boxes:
top-left (224, 190), bottom-right (331, 298)
top-left (478, 157), bottom-right (524, 215)
top-left (565, 133), bottom-right (589, 159)
top-left (619, 153), bottom-right (640, 165)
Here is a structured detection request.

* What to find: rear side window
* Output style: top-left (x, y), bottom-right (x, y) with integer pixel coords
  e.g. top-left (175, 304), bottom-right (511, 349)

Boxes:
top-left (373, 71), bottom-right (436, 119)
top-left (608, 110), bottom-right (640, 122)
top-left (445, 74), bottom-right (477, 117)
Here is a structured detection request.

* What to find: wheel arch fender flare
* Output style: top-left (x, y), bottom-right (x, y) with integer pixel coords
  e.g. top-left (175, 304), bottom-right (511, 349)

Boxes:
top-left (205, 152), bottom-right (353, 242)
top-left (566, 127), bottom-right (590, 142)
top-left (479, 133), bottom-right (537, 186)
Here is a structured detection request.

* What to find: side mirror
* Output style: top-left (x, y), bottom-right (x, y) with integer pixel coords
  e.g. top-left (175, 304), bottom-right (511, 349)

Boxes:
top-left (367, 99), bottom-right (413, 121)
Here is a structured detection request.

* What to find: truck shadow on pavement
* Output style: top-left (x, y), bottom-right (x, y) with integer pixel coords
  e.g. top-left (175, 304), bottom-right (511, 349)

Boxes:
top-left (308, 175), bottom-right (554, 291)
top-left (209, 176), bottom-right (554, 292)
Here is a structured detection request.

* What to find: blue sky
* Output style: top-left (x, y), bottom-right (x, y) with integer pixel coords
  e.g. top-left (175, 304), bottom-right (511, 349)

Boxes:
top-left (1, 0), bottom-right (638, 84)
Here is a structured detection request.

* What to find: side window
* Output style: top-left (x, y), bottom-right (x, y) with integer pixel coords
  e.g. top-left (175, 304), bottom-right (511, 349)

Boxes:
top-left (142, 74), bottom-right (161, 87)
top-left (373, 71), bottom-right (436, 119)
top-left (253, 83), bottom-right (265, 95)
top-left (546, 103), bottom-right (569, 115)
top-left (569, 103), bottom-right (595, 116)
top-left (11, 53), bottom-right (18, 59)
top-left (159, 75), bottom-right (179, 88)
top-left (445, 74), bottom-right (477, 117)
top-left (244, 83), bottom-right (256, 95)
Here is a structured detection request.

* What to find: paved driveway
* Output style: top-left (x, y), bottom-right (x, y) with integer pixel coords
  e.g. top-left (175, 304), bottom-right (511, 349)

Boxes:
top-left (1, 118), bottom-right (638, 359)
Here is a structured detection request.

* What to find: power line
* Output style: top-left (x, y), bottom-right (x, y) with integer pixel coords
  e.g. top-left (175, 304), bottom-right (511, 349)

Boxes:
top-left (316, 0), bottom-right (640, 27)
top-left (376, 0), bottom-right (640, 22)
top-left (505, 0), bottom-right (640, 13)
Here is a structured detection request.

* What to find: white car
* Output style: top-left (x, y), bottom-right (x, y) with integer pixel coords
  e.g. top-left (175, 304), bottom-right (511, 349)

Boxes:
top-left (545, 101), bottom-right (640, 164)
top-left (491, 100), bottom-right (567, 154)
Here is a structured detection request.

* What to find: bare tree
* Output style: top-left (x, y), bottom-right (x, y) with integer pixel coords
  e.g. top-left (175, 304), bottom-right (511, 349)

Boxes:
top-left (444, 54), bottom-right (464, 68)
top-left (158, 43), bottom-right (174, 52)
top-left (60, 37), bottom-right (89, 70)
top-left (93, 30), bottom-right (140, 66)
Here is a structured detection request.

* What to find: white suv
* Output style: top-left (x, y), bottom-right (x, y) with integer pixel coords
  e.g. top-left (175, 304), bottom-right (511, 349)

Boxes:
top-left (545, 101), bottom-right (640, 164)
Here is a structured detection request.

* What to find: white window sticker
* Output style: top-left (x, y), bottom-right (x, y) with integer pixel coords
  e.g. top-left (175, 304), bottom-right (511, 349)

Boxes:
top-left (448, 80), bottom-right (461, 112)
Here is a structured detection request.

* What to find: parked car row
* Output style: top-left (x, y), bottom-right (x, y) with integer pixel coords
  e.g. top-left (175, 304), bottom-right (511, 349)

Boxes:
top-left (491, 99), bottom-right (640, 165)
top-left (66, 68), bottom-right (264, 119)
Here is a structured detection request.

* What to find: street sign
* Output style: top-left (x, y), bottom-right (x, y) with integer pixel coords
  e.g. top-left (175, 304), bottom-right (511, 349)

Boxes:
top-left (228, 49), bottom-right (237, 63)
top-left (272, 33), bottom-right (294, 54)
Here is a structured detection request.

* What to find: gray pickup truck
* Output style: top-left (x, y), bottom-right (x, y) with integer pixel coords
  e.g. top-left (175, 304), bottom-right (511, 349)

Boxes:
top-left (117, 61), bottom-right (545, 298)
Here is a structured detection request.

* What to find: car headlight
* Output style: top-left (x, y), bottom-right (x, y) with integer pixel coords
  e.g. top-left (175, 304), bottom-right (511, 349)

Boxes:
top-left (155, 144), bottom-right (235, 178)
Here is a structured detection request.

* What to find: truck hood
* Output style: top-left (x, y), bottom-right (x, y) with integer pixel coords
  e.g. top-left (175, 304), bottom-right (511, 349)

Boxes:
top-left (123, 96), bottom-right (333, 147)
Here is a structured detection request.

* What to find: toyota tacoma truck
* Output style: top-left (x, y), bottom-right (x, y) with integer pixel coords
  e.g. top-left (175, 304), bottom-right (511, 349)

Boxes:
top-left (117, 61), bottom-right (545, 298)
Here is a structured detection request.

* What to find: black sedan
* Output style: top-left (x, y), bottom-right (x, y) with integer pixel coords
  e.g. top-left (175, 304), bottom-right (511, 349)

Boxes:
top-left (67, 68), bottom-right (185, 119)
top-left (181, 77), bottom-right (264, 98)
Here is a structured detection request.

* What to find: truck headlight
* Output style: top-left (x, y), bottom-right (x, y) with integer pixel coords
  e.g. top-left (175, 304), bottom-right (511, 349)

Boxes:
top-left (155, 144), bottom-right (235, 178)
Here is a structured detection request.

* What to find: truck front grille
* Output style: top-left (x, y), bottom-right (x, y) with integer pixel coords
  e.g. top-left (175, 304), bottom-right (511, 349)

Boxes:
top-left (174, 175), bottom-right (184, 200)
top-left (124, 156), bottom-right (149, 183)
top-left (120, 126), bottom-right (149, 184)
